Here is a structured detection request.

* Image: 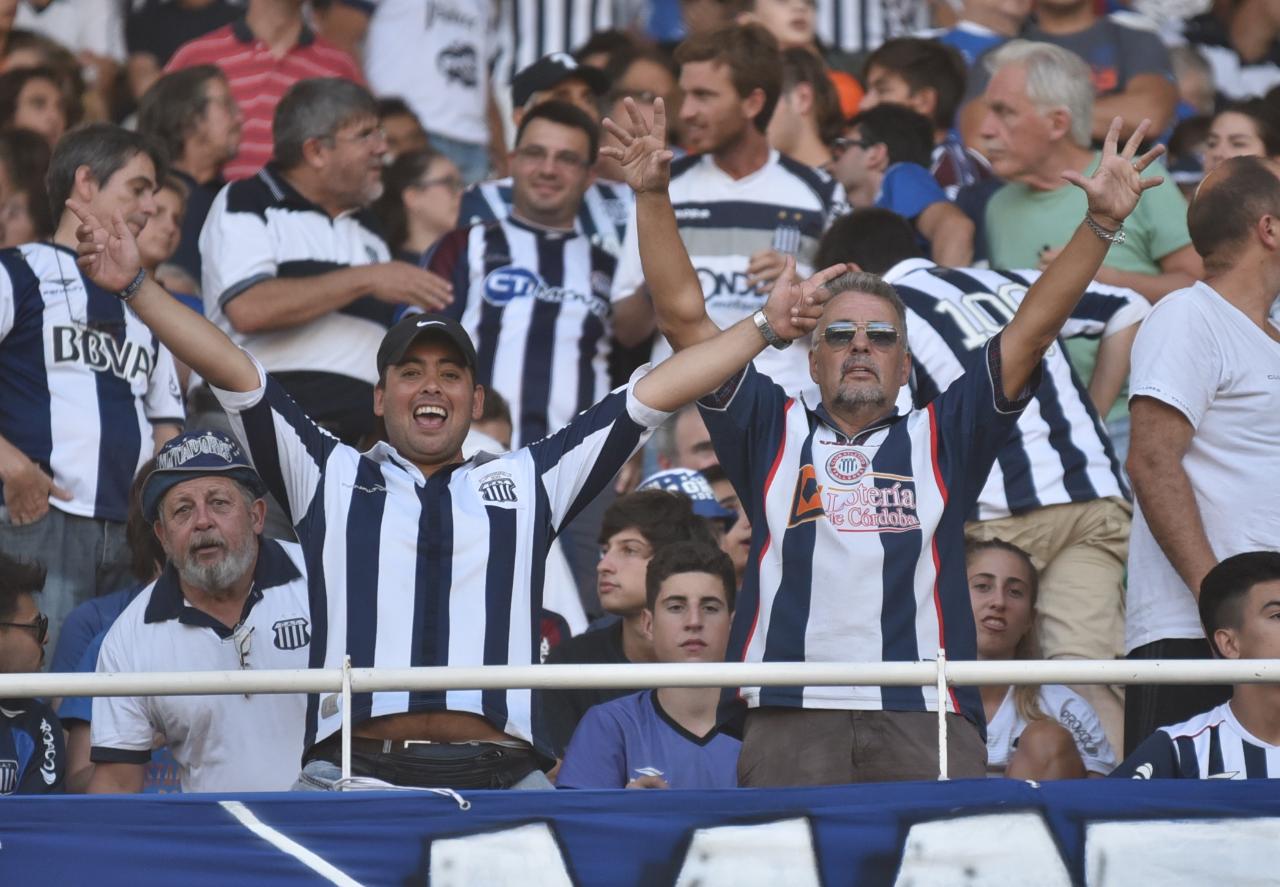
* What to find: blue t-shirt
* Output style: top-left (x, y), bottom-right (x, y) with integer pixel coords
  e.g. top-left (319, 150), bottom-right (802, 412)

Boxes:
top-left (939, 26), bottom-right (1007, 67)
top-left (876, 162), bottom-right (948, 221)
top-left (558, 690), bottom-right (740, 789)
top-left (49, 586), bottom-right (142, 674)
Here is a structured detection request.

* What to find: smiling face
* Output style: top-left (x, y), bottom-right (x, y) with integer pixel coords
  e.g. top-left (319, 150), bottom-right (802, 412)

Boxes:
top-left (136, 185), bottom-right (184, 270)
top-left (967, 546), bottom-right (1037, 660)
top-left (374, 336), bottom-right (483, 475)
top-left (597, 527), bottom-right (653, 616)
top-left (510, 117), bottom-right (593, 228)
top-left (643, 570), bottom-right (733, 663)
top-left (83, 150), bottom-right (159, 238)
top-left (678, 60), bottom-right (755, 156)
top-left (155, 476), bottom-right (264, 597)
top-left (810, 290), bottom-right (910, 419)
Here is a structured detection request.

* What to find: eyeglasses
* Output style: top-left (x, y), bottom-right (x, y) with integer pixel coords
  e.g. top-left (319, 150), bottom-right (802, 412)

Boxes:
top-left (0, 613), bottom-right (49, 646)
top-left (233, 623), bottom-right (254, 670)
top-left (820, 320), bottom-right (900, 349)
top-left (513, 145), bottom-right (590, 171)
top-left (416, 175), bottom-right (466, 194)
top-left (831, 136), bottom-right (871, 156)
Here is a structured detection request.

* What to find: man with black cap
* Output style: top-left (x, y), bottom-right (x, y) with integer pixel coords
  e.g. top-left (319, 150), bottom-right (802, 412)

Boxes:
top-left (68, 180), bottom-right (834, 792)
top-left (86, 430), bottom-right (311, 794)
top-left (459, 52), bottom-right (630, 258)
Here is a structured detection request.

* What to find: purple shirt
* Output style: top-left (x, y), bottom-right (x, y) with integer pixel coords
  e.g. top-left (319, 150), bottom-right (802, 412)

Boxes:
top-left (557, 691), bottom-right (741, 789)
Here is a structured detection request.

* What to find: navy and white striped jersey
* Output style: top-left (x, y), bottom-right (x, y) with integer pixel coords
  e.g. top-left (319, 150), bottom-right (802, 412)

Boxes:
top-left (212, 355), bottom-right (669, 756)
top-left (493, 0), bottom-right (644, 85)
top-left (612, 151), bottom-right (848, 398)
top-left (815, 0), bottom-right (929, 55)
top-left (886, 258), bottom-right (1149, 519)
top-left (0, 246), bottom-right (183, 522)
top-left (458, 178), bottom-right (631, 258)
top-left (1112, 702), bottom-right (1280, 780)
top-left (700, 332), bottom-right (1038, 725)
top-left (428, 217), bottom-right (615, 448)
top-left (200, 166), bottom-right (394, 438)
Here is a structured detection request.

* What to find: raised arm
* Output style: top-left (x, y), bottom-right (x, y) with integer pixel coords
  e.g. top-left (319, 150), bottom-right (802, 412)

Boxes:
top-left (999, 118), bottom-right (1165, 402)
top-left (70, 200), bottom-right (259, 393)
top-left (603, 98), bottom-right (719, 352)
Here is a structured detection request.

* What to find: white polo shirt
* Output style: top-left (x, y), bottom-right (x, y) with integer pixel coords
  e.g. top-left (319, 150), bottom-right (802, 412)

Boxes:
top-left (91, 539), bottom-right (312, 793)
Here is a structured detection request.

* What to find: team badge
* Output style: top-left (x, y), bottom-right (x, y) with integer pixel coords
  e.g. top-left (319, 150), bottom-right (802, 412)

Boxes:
top-left (272, 617), bottom-right (311, 651)
top-left (826, 449), bottom-right (870, 484)
top-left (0, 760), bottom-right (17, 795)
top-left (787, 464), bottom-right (825, 527)
top-left (479, 471), bottom-right (518, 504)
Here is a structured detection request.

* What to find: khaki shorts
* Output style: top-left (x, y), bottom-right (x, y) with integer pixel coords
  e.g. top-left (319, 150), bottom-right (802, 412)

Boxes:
top-left (737, 708), bottom-right (987, 787)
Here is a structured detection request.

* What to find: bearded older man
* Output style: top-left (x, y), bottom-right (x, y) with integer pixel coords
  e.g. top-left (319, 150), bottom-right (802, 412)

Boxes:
top-left (86, 431), bottom-right (311, 794)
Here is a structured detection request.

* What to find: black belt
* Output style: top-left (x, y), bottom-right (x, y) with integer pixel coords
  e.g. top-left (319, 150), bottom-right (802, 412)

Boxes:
top-left (307, 735), bottom-right (541, 790)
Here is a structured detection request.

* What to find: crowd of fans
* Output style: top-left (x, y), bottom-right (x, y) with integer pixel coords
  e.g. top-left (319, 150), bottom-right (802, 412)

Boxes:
top-left (1, 0), bottom-right (1279, 797)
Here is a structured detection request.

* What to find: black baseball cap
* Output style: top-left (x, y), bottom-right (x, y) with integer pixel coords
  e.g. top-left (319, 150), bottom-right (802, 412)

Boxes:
top-left (511, 53), bottom-right (609, 110)
top-left (376, 313), bottom-right (478, 378)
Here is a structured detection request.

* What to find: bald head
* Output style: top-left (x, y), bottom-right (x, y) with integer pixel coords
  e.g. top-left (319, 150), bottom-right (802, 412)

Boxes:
top-left (1189, 155), bottom-right (1280, 270)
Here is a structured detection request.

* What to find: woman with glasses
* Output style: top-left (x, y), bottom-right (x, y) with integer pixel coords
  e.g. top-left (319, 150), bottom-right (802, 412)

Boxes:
top-left (373, 147), bottom-right (465, 266)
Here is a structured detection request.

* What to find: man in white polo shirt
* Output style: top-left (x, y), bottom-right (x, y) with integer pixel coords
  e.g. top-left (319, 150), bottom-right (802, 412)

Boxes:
top-left (87, 431), bottom-right (311, 793)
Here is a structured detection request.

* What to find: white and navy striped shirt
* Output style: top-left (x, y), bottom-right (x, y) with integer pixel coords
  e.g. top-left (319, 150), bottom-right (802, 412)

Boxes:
top-left (428, 217), bottom-right (615, 448)
top-left (213, 355), bottom-right (669, 756)
top-left (493, 0), bottom-right (644, 86)
top-left (816, 0), bottom-right (929, 55)
top-left (0, 246), bottom-right (183, 522)
top-left (886, 258), bottom-right (1149, 520)
top-left (612, 150), bottom-right (848, 398)
top-left (1112, 702), bottom-right (1280, 780)
top-left (701, 333), bottom-right (1037, 727)
top-left (200, 165), bottom-right (394, 439)
top-left (458, 178), bottom-right (632, 258)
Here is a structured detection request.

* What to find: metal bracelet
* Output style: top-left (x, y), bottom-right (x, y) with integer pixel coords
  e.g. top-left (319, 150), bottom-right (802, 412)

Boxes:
top-left (1083, 214), bottom-right (1126, 245)
top-left (118, 268), bottom-right (146, 302)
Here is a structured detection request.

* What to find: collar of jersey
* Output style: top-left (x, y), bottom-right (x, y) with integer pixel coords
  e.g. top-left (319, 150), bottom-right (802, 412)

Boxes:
top-left (144, 537), bottom-right (301, 635)
top-left (807, 397), bottom-right (903, 445)
top-left (506, 213), bottom-right (580, 241)
top-left (258, 164), bottom-right (362, 220)
top-left (882, 256), bottom-right (937, 284)
top-left (363, 441), bottom-right (471, 485)
top-left (231, 16), bottom-right (315, 47)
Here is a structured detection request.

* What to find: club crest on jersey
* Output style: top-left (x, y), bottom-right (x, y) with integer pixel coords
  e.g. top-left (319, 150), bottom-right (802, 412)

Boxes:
top-left (0, 759), bottom-right (17, 794)
top-left (788, 464), bottom-right (825, 527)
top-left (826, 449), bottom-right (870, 484)
top-left (272, 617), bottom-right (311, 651)
top-left (479, 471), bottom-right (518, 504)
top-left (483, 266), bottom-right (541, 305)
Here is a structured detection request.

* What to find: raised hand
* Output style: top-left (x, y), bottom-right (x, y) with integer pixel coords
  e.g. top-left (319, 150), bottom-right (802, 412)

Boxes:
top-left (601, 97), bottom-right (673, 195)
top-left (67, 199), bottom-right (142, 292)
top-left (1061, 117), bottom-right (1165, 230)
top-left (762, 260), bottom-right (850, 341)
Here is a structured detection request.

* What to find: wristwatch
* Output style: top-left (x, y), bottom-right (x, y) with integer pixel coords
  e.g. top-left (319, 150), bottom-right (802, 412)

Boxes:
top-left (752, 310), bottom-right (791, 350)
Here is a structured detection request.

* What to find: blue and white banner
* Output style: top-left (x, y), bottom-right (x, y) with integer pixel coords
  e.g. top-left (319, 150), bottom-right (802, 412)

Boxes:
top-left (3, 779), bottom-right (1277, 884)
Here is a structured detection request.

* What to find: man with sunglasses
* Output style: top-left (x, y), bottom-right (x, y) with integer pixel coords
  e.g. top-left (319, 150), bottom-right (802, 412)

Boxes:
top-left (609, 95), bottom-right (1165, 784)
top-left (0, 553), bottom-right (64, 795)
top-left (87, 430), bottom-right (311, 794)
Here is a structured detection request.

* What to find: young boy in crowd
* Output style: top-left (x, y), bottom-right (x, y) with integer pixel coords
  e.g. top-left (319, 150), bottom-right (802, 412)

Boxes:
top-left (1113, 552), bottom-right (1280, 780)
top-left (557, 541), bottom-right (740, 789)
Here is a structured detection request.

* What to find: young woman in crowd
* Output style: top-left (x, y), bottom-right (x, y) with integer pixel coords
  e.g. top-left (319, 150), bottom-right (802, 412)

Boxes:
top-left (0, 65), bottom-right (66, 145)
top-left (0, 126), bottom-right (50, 246)
top-left (967, 538), bottom-right (1116, 779)
top-left (1202, 98), bottom-right (1280, 173)
top-left (372, 147), bottom-right (464, 264)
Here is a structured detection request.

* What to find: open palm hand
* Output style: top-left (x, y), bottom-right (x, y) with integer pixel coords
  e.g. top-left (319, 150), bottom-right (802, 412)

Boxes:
top-left (1062, 117), bottom-right (1166, 230)
top-left (601, 97), bottom-right (673, 195)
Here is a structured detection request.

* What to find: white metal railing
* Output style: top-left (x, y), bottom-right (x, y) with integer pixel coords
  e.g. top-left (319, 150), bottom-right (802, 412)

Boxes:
top-left (3, 654), bottom-right (1274, 783)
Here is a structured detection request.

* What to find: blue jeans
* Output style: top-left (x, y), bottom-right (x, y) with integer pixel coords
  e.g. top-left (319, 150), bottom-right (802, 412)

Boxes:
top-left (0, 505), bottom-right (132, 660)
top-left (292, 758), bottom-right (553, 791)
top-left (426, 131), bottom-right (490, 185)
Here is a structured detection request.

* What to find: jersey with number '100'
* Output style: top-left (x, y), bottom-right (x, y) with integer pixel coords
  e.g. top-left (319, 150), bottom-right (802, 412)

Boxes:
top-left (701, 332), bottom-right (1038, 728)
top-left (211, 354), bottom-right (669, 757)
top-left (0, 246), bottom-right (184, 522)
top-left (886, 258), bottom-right (1149, 520)
top-left (427, 216), bottom-right (617, 448)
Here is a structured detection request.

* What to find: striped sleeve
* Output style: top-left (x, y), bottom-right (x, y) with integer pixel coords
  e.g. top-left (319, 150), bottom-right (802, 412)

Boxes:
top-left (528, 365), bottom-right (670, 530)
top-left (199, 182), bottom-right (277, 309)
top-left (210, 354), bottom-right (345, 527)
top-left (696, 364), bottom-right (791, 516)
top-left (143, 344), bottom-right (185, 425)
top-left (1110, 730), bottom-right (1183, 779)
top-left (1001, 269), bottom-right (1150, 340)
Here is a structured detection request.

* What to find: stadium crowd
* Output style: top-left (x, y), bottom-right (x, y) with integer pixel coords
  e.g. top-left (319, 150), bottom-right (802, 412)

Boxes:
top-left (1, 0), bottom-right (1279, 796)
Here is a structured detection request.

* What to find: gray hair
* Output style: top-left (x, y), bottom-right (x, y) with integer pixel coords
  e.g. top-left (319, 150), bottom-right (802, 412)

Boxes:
top-left (986, 40), bottom-right (1094, 148)
top-left (273, 78), bottom-right (378, 169)
top-left (817, 270), bottom-right (909, 341)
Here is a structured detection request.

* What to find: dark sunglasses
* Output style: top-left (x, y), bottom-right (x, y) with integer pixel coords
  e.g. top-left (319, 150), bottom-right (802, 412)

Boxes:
top-left (821, 320), bottom-right (900, 349)
top-left (0, 612), bottom-right (49, 645)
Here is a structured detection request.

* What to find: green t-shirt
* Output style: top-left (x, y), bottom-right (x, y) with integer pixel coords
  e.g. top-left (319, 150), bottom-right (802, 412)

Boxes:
top-left (984, 153), bottom-right (1190, 423)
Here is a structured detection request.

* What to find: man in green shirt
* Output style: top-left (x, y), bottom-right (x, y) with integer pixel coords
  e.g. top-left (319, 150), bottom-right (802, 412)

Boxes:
top-left (975, 40), bottom-right (1202, 458)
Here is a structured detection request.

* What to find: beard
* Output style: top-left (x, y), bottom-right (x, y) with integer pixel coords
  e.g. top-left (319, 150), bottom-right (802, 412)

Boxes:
top-left (831, 385), bottom-right (887, 411)
top-left (174, 531), bottom-right (258, 598)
